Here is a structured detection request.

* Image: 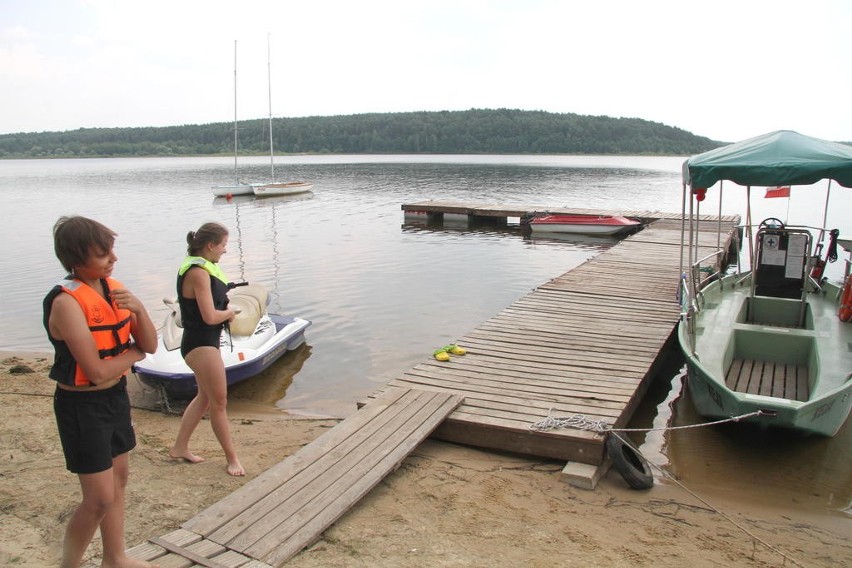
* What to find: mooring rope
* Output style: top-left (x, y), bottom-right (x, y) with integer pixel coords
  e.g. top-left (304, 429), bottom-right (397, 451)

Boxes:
top-left (531, 411), bottom-right (804, 567)
top-left (127, 373), bottom-right (182, 415)
top-left (528, 409), bottom-right (767, 433)
top-left (642, 450), bottom-right (807, 568)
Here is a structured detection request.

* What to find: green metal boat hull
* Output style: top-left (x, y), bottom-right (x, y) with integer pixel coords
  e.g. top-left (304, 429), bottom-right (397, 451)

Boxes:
top-left (678, 273), bottom-right (852, 437)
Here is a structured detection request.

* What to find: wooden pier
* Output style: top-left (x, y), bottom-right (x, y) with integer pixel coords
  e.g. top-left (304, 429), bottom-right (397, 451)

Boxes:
top-left (401, 200), bottom-right (722, 225)
top-left (109, 201), bottom-right (739, 567)
top-left (384, 201), bottom-right (740, 469)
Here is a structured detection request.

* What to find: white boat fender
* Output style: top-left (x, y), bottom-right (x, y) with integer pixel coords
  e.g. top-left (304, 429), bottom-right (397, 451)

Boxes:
top-left (605, 432), bottom-right (654, 490)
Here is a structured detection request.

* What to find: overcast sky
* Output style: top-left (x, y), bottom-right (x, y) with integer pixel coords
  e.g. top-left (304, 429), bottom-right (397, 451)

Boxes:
top-left (2, 0), bottom-right (850, 142)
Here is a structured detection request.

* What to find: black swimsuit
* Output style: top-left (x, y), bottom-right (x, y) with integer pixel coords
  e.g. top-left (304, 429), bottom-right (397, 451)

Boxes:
top-left (180, 325), bottom-right (222, 358)
top-left (177, 265), bottom-right (229, 358)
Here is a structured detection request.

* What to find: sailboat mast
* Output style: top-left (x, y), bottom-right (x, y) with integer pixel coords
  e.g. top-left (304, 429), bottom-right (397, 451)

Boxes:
top-left (232, 40), bottom-right (239, 185)
top-left (266, 33), bottom-right (275, 183)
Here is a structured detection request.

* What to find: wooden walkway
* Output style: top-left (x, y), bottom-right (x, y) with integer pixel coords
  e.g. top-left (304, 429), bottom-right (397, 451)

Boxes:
top-left (105, 201), bottom-right (738, 567)
top-left (112, 388), bottom-right (462, 567)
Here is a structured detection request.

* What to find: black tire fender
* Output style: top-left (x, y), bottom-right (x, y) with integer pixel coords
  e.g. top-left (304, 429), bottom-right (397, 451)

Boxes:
top-left (606, 432), bottom-right (654, 490)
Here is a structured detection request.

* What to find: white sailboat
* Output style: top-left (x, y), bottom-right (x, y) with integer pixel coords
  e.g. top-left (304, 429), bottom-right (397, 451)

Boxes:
top-left (252, 34), bottom-right (313, 198)
top-left (212, 40), bottom-right (252, 197)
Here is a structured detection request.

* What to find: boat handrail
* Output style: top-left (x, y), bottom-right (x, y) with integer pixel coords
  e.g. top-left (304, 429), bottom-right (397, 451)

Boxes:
top-left (680, 247), bottom-right (727, 351)
top-left (678, 275), bottom-right (697, 352)
top-left (679, 274), bottom-right (691, 316)
top-left (693, 249), bottom-right (725, 267)
top-left (680, 255), bottom-right (710, 314)
top-left (736, 222), bottom-right (834, 233)
top-left (688, 248), bottom-right (726, 298)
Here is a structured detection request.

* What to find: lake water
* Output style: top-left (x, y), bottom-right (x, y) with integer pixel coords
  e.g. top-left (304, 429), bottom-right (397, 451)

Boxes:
top-left (1, 154), bottom-right (849, 520)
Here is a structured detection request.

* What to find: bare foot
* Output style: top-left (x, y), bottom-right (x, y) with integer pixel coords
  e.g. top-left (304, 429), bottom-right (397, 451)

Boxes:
top-left (227, 460), bottom-right (245, 476)
top-left (168, 448), bottom-right (204, 463)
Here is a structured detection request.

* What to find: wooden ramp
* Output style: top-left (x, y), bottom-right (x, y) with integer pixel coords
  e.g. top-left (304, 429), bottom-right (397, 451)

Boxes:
top-left (368, 215), bottom-right (739, 468)
top-left (118, 388), bottom-right (462, 567)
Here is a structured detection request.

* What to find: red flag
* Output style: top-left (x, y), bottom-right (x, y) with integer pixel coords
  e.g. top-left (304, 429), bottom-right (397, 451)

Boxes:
top-left (765, 186), bottom-right (791, 198)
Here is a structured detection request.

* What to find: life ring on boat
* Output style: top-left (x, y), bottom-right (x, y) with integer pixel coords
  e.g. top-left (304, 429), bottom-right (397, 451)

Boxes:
top-left (606, 432), bottom-right (654, 490)
top-left (839, 277), bottom-right (852, 323)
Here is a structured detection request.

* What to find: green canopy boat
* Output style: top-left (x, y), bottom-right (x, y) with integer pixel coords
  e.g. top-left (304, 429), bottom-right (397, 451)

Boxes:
top-left (678, 130), bottom-right (852, 436)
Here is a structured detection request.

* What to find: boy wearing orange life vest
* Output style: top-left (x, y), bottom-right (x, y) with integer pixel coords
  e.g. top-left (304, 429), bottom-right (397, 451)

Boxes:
top-left (43, 216), bottom-right (158, 568)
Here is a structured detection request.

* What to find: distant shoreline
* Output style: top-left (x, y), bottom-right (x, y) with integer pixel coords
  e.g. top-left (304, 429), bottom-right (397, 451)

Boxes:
top-left (0, 108), bottom-right (724, 159)
top-left (0, 150), bottom-right (688, 161)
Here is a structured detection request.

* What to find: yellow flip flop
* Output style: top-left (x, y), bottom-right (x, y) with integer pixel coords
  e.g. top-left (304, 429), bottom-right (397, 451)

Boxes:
top-left (445, 344), bottom-right (466, 355)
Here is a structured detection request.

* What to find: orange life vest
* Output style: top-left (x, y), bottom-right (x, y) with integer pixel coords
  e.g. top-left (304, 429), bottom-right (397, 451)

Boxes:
top-left (43, 276), bottom-right (133, 386)
top-left (840, 277), bottom-right (852, 323)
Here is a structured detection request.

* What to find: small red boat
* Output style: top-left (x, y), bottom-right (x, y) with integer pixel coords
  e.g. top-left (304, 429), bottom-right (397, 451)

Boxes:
top-left (527, 214), bottom-right (641, 236)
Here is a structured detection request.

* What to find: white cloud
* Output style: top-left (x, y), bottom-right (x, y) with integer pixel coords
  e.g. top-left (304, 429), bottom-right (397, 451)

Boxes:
top-left (1, 24), bottom-right (34, 41)
top-left (0, 0), bottom-right (850, 141)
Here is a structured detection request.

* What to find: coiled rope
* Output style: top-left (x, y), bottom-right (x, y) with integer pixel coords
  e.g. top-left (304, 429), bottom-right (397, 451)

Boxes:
top-left (529, 410), bottom-right (804, 567)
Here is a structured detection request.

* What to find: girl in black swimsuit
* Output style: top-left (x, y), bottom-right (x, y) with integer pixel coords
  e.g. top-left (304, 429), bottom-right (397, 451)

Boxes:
top-left (168, 222), bottom-right (245, 476)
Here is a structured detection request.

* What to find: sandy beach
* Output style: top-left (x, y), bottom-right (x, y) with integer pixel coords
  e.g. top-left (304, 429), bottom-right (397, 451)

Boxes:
top-left (1, 354), bottom-right (849, 567)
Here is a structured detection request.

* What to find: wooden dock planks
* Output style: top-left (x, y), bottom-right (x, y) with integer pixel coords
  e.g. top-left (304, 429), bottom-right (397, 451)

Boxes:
top-left (379, 206), bottom-right (740, 465)
top-left (90, 527), bottom-right (273, 568)
top-left (180, 387), bottom-right (462, 567)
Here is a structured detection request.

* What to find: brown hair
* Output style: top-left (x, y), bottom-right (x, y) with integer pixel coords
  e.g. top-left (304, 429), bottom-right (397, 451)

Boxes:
top-left (186, 222), bottom-right (228, 256)
top-left (53, 216), bottom-right (117, 273)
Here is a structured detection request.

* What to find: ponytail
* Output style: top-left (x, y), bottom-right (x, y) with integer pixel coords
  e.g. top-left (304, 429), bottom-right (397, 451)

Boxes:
top-left (186, 223), bottom-right (228, 256)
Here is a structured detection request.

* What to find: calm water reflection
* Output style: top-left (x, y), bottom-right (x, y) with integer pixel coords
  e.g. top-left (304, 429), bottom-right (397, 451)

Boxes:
top-left (1, 155), bottom-right (848, 518)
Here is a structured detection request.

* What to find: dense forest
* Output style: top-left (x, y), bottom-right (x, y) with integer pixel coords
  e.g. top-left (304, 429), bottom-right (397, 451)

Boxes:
top-left (0, 108), bottom-right (723, 158)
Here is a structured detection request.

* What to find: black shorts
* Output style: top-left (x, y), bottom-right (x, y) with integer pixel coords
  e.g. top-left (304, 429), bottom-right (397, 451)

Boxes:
top-left (180, 325), bottom-right (222, 358)
top-left (53, 376), bottom-right (136, 474)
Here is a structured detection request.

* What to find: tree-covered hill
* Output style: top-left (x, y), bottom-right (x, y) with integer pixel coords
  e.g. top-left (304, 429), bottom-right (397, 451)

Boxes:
top-left (0, 108), bottom-right (722, 158)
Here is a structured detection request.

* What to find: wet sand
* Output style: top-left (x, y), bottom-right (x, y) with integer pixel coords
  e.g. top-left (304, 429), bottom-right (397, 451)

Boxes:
top-left (1, 355), bottom-right (849, 567)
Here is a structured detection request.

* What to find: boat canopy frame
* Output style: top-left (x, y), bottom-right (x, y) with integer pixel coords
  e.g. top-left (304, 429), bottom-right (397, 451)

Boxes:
top-left (679, 130), bottom-right (852, 345)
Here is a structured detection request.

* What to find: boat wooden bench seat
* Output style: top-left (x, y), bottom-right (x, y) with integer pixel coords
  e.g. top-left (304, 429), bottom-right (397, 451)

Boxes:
top-left (723, 315), bottom-right (817, 403)
top-left (725, 358), bottom-right (810, 401)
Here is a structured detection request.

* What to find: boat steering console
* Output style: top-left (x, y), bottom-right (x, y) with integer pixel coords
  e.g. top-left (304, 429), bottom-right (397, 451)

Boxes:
top-left (758, 217), bottom-right (785, 230)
